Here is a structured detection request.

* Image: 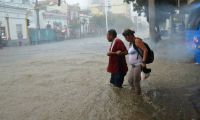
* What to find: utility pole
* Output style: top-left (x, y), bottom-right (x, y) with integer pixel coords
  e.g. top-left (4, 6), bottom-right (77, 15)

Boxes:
top-left (58, 0), bottom-right (61, 6)
top-left (5, 16), bottom-right (11, 40)
top-left (35, 0), bottom-right (40, 44)
top-left (148, 0), bottom-right (156, 42)
top-left (178, 0), bottom-right (180, 8)
top-left (104, 0), bottom-right (108, 32)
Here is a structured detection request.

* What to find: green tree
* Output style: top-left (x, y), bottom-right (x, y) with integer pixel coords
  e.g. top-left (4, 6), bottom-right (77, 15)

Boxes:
top-left (124, 0), bottom-right (188, 42)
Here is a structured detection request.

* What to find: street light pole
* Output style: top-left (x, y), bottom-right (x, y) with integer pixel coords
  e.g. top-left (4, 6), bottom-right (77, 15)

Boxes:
top-left (35, 0), bottom-right (40, 44)
top-left (104, 0), bottom-right (108, 32)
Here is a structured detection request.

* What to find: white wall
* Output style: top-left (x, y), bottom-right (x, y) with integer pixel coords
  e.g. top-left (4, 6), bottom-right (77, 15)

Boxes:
top-left (0, 3), bottom-right (31, 40)
top-left (9, 18), bottom-right (27, 40)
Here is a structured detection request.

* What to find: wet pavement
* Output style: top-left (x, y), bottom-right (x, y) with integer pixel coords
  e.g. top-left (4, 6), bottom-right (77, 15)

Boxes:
top-left (0, 36), bottom-right (199, 120)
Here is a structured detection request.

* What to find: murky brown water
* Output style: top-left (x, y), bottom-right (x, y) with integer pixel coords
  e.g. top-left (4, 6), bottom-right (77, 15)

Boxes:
top-left (0, 37), bottom-right (199, 120)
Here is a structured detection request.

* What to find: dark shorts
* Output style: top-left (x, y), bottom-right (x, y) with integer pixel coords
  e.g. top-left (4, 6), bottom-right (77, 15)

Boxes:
top-left (110, 73), bottom-right (126, 88)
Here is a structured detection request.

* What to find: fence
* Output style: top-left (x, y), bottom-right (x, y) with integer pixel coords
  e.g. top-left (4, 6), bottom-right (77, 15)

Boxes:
top-left (29, 28), bottom-right (64, 45)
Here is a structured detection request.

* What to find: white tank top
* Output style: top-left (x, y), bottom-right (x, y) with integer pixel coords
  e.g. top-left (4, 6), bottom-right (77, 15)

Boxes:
top-left (128, 45), bottom-right (142, 65)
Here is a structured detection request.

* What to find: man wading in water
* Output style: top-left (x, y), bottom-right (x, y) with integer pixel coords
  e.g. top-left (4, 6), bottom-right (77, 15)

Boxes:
top-left (106, 29), bottom-right (128, 88)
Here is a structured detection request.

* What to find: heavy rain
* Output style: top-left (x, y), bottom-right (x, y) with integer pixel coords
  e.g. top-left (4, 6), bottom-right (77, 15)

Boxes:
top-left (0, 0), bottom-right (200, 120)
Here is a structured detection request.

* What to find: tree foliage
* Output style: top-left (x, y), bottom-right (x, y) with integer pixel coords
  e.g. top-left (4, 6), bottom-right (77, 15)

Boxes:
top-left (124, 0), bottom-right (179, 23)
top-left (124, 0), bottom-right (187, 42)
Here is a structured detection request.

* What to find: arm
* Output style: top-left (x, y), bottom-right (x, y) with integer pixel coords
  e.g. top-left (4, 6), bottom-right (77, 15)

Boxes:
top-left (107, 39), bottom-right (128, 56)
top-left (135, 39), bottom-right (148, 63)
top-left (107, 50), bottom-right (127, 56)
top-left (119, 50), bottom-right (128, 56)
top-left (107, 51), bottom-right (118, 56)
top-left (117, 40), bottom-right (128, 56)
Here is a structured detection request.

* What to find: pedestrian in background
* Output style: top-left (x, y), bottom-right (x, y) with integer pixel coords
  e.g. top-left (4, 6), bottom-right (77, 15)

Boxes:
top-left (193, 36), bottom-right (200, 64)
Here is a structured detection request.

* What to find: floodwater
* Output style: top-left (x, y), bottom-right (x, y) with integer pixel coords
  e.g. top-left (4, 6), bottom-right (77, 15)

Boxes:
top-left (0, 36), bottom-right (199, 120)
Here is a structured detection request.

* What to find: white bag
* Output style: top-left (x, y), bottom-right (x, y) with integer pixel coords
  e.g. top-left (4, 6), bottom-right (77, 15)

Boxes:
top-left (141, 72), bottom-right (151, 92)
top-left (141, 71), bottom-right (150, 81)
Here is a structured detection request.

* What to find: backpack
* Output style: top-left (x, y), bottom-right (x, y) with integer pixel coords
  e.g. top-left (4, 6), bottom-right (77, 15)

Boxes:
top-left (132, 38), bottom-right (154, 64)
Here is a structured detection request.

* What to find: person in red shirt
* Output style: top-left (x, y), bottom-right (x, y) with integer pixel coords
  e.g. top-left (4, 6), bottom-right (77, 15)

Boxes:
top-left (106, 29), bottom-right (128, 88)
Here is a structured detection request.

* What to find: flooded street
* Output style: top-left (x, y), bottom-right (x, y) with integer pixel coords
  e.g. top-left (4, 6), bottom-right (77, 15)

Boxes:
top-left (0, 37), bottom-right (200, 120)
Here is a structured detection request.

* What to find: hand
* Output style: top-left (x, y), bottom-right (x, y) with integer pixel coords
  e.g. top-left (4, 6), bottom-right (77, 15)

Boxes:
top-left (107, 52), bottom-right (111, 56)
top-left (116, 50), bottom-right (121, 55)
top-left (141, 63), bottom-right (146, 68)
top-left (107, 51), bottom-right (121, 56)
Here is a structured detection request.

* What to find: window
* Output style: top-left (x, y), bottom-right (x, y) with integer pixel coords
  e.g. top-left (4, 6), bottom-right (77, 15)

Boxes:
top-left (0, 27), bottom-right (6, 40)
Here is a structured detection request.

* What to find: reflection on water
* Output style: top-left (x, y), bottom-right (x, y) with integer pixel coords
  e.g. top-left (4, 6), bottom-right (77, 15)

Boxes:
top-left (144, 87), bottom-right (200, 120)
top-left (100, 84), bottom-right (200, 120)
top-left (188, 87), bottom-right (200, 115)
top-left (92, 85), bottom-right (156, 120)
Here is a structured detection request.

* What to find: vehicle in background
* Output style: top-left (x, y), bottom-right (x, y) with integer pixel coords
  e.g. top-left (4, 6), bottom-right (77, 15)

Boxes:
top-left (185, 3), bottom-right (200, 63)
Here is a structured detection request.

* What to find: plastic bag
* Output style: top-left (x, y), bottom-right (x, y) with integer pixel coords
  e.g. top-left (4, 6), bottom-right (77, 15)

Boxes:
top-left (141, 73), bottom-right (152, 92)
top-left (141, 71), bottom-right (150, 81)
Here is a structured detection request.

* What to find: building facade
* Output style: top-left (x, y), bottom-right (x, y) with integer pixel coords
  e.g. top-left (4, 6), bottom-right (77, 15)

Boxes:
top-left (89, 0), bottom-right (131, 17)
top-left (29, 1), bottom-right (81, 39)
top-left (110, 0), bottom-right (131, 17)
top-left (80, 13), bottom-right (92, 36)
top-left (0, 0), bottom-right (33, 45)
top-left (89, 4), bottom-right (104, 16)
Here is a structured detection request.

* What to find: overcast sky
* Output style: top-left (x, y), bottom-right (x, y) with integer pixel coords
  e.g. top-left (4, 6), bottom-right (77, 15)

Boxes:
top-left (66, 0), bottom-right (90, 9)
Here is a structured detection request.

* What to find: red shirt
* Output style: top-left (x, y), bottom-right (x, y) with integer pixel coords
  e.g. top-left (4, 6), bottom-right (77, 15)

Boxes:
top-left (107, 38), bottom-right (128, 73)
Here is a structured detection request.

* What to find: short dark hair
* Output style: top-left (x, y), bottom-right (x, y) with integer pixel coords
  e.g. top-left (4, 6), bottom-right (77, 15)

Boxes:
top-left (108, 29), bottom-right (117, 38)
top-left (122, 29), bottom-right (135, 36)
